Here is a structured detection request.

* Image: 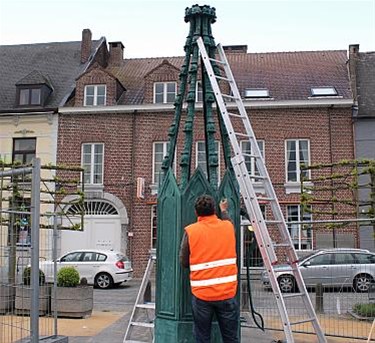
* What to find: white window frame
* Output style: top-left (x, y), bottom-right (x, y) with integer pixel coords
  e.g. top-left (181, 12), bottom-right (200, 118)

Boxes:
top-left (81, 143), bottom-right (104, 185)
top-left (195, 141), bottom-right (220, 181)
top-left (285, 139), bottom-right (310, 183)
top-left (84, 84), bottom-right (107, 106)
top-left (152, 142), bottom-right (176, 185)
top-left (153, 82), bottom-right (177, 104)
top-left (240, 140), bottom-right (265, 181)
top-left (151, 205), bottom-right (157, 250)
top-left (287, 204), bottom-right (313, 251)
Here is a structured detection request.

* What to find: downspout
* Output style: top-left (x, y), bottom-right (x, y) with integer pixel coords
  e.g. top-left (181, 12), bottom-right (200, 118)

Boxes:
top-left (128, 110), bottom-right (137, 260)
top-left (328, 108), bottom-right (336, 248)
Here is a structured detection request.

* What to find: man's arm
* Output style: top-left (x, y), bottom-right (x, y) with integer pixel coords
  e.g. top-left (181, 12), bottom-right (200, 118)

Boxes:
top-left (179, 232), bottom-right (190, 268)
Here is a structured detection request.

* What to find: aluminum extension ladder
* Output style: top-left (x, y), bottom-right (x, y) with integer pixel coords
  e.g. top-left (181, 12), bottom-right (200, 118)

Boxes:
top-left (196, 36), bottom-right (327, 343)
top-left (123, 251), bottom-right (156, 343)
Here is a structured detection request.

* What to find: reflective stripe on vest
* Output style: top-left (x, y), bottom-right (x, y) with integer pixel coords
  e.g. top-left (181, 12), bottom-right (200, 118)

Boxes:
top-left (190, 274), bottom-right (237, 287)
top-left (190, 258), bottom-right (237, 272)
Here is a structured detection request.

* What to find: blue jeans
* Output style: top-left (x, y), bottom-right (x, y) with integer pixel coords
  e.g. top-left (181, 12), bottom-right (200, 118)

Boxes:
top-left (191, 295), bottom-right (240, 343)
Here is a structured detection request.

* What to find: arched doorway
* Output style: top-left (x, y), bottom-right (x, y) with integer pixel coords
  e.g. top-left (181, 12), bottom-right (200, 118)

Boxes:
top-left (59, 198), bottom-right (124, 255)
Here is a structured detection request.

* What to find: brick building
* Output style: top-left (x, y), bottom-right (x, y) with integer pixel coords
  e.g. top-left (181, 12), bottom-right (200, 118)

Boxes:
top-left (56, 31), bottom-right (356, 276)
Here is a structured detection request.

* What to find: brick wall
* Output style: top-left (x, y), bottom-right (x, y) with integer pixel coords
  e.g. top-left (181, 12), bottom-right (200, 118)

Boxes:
top-left (57, 104), bottom-right (355, 276)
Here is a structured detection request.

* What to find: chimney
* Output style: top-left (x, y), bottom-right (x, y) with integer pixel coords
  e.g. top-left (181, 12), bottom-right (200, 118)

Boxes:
top-left (81, 29), bottom-right (92, 64)
top-left (108, 41), bottom-right (125, 66)
top-left (348, 44), bottom-right (360, 101)
top-left (223, 45), bottom-right (248, 53)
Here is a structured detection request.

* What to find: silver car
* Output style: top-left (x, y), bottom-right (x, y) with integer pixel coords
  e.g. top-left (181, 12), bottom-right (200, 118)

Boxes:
top-left (261, 248), bottom-right (375, 293)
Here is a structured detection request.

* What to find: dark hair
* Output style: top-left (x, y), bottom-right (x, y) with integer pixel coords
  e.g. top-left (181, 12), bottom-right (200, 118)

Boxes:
top-left (194, 195), bottom-right (216, 216)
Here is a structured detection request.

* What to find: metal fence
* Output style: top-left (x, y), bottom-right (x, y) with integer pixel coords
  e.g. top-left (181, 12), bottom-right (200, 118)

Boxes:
top-left (0, 159), bottom-right (83, 343)
top-left (240, 222), bottom-right (375, 341)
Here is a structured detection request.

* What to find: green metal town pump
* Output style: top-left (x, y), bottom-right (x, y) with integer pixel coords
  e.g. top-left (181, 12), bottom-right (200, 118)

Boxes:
top-left (155, 5), bottom-right (241, 342)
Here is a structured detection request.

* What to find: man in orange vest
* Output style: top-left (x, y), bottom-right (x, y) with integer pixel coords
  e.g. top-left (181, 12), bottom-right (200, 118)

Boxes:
top-left (180, 194), bottom-right (239, 343)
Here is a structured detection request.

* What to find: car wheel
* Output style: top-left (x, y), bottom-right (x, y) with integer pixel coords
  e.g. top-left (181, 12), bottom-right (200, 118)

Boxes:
top-left (354, 274), bottom-right (373, 292)
top-left (95, 272), bottom-right (114, 289)
top-left (278, 275), bottom-right (295, 293)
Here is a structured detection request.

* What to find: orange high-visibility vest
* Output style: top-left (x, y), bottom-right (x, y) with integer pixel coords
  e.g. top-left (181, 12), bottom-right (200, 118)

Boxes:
top-left (185, 214), bottom-right (238, 301)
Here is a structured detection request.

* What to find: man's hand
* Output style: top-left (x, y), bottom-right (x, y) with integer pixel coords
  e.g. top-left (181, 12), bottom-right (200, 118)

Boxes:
top-left (219, 198), bottom-right (228, 212)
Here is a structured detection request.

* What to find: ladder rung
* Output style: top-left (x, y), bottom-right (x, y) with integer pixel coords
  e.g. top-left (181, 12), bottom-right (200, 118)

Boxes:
top-left (242, 153), bottom-right (260, 159)
top-left (130, 321), bottom-right (154, 328)
top-left (282, 292), bottom-right (305, 299)
top-left (209, 57), bottom-right (226, 65)
top-left (222, 94), bottom-right (240, 100)
top-left (215, 74), bottom-right (233, 82)
top-left (233, 132), bottom-right (249, 138)
top-left (266, 220), bottom-right (283, 224)
top-left (257, 197), bottom-right (275, 202)
top-left (136, 303), bottom-right (155, 309)
top-left (289, 317), bottom-right (316, 326)
top-left (273, 243), bottom-right (292, 248)
top-left (228, 112), bottom-right (245, 118)
top-left (250, 175), bottom-right (267, 180)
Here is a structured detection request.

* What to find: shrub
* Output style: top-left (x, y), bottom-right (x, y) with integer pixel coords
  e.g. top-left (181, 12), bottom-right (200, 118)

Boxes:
top-left (353, 303), bottom-right (375, 318)
top-left (57, 267), bottom-right (80, 287)
top-left (23, 267), bottom-right (45, 286)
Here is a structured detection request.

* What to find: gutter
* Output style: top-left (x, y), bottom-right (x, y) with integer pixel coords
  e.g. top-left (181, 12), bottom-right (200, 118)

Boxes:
top-left (0, 108), bottom-right (57, 115)
top-left (59, 98), bottom-right (354, 115)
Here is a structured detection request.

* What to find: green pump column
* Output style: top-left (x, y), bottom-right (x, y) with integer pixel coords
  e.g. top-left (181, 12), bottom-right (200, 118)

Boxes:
top-left (155, 5), bottom-right (241, 342)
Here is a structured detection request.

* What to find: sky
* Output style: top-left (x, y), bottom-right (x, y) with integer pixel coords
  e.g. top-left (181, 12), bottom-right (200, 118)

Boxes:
top-left (0, 0), bottom-right (374, 58)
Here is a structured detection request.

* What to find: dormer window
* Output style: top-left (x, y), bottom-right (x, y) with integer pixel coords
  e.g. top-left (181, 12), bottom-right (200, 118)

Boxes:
top-left (16, 70), bottom-right (53, 107)
top-left (154, 82), bottom-right (176, 104)
top-left (19, 87), bottom-right (41, 106)
top-left (311, 87), bottom-right (338, 97)
top-left (84, 85), bottom-right (106, 106)
top-left (244, 88), bottom-right (270, 98)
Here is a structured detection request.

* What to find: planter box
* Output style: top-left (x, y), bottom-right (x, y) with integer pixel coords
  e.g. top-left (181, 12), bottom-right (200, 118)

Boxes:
top-left (51, 286), bottom-right (93, 318)
top-left (0, 284), bottom-right (15, 314)
top-left (15, 285), bottom-right (50, 315)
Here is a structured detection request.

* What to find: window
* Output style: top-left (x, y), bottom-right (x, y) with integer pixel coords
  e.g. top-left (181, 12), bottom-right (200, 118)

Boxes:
top-left (154, 82), bottom-right (176, 104)
top-left (13, 138), bottom-right (36, 164)
top-left (18, 88), bottom-right (41, 106)
top-left (244, 88), bottom-right (270, 98)
top-left (84, 85), bottom-right (106, 106)
top-left (61, 252), bottom-right (83, 262)
top-left (153, 142), bottom-right (176, 186)
top-left (241, 205), bottom-right (265, 269)
top-left (286, 139), bottom-right (310, 182)
top-left (151, 205), bottom-right (157, 250)
top-left (196, 141), bottom-right (220, 181)
top-left (196, 81), bottom-right (203, 102)
top-left (311, 87), bottom-right (337, 97)
top-left (307, 253), bottom-right (332, 266)
top-left (333, 253), bottom-right (355, 265)
top-left (287, 205), bottom-right (312, 250)
top-left (240, 140), bottom-right (264, 180)
top-left (355, 253), bottom-right (375, 264)
top-left (82, 143), bottom-right (104, 184)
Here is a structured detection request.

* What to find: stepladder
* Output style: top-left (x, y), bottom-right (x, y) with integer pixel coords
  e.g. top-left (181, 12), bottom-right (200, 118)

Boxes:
top-left (123, 250), bottom-right (156, 343)
top-left (196, 36), bottom-right (327, 343)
